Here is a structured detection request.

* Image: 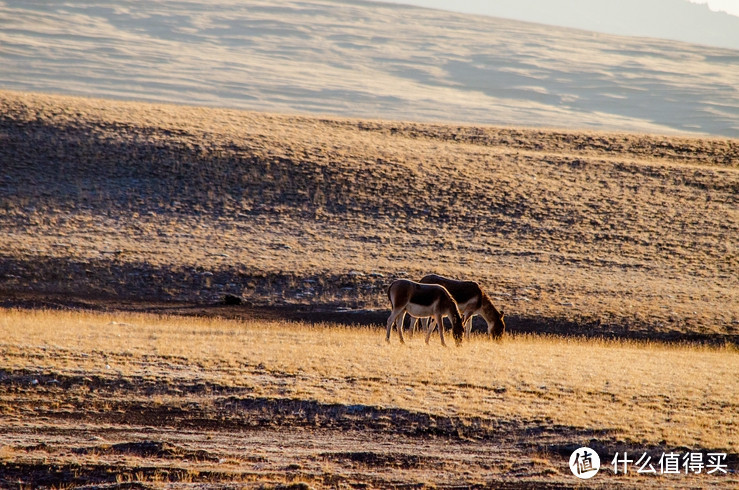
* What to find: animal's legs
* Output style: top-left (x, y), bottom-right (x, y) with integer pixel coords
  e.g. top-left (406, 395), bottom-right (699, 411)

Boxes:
top-left (413, 317), bottom-right (430, 338)
top-left (436, 313), bottom-right (447, 347)
top-left (463, 314), bottom-right (473, 338)
top-left (411, 317), bottom-right (422, 337)
top-left (425, 317), bottom-right (437, 334)
top-left (386, 308), bottom-right (404, 343)
top-left (409, 315), bottom-right (422, 340)
top-left (396, 311), bottom-right (406, 344)
top-left (424, 316), bottom-right (434, 344)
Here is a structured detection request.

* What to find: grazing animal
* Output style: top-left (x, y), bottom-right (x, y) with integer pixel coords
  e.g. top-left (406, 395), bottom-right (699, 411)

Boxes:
top-left (386, 279), bottom-right (464, 346)
top-left (408, 316), bottom-right (432, 337)
top-left (419, 274), bottom-right (505, 338)
top-left (400, 313), bottom-right (433, 339)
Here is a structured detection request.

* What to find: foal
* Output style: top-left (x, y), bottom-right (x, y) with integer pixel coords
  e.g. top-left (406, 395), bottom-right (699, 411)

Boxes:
top-left (420, 274), bottom-right (505, 338)
top-left (386, 279), bottom-right (464, 346)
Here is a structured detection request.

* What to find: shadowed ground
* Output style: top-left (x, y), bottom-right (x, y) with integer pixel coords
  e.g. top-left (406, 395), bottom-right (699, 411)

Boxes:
top-left (1, 91), bottom-right (737, 346)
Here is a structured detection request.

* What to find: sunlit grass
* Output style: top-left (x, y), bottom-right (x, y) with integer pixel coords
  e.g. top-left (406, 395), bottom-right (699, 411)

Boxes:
top-left (2, 308), bottom-right (736, 452)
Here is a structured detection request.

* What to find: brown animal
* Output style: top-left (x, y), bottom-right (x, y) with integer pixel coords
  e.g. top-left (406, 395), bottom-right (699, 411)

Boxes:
top-left (419, 274), bottom-right (505, 338)
top-left (386, 279), bottom-right (464, 346)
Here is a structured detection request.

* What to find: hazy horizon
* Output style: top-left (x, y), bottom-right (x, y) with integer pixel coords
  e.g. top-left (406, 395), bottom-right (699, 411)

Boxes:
top-left (1, 0), bottom-right (738, 137)
top-left (373, 0), bottom-right (739, 51)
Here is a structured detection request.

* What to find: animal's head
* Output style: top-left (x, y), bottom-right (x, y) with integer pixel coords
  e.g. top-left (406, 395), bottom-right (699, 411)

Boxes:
top-left (491, 310), bottom-right (506, 339)
top-left (482, 297), bottom-right (506, 339)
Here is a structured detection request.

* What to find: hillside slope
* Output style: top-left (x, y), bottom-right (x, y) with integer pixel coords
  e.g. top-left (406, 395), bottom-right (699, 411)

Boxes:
top-left (1, 0), bottom-right (738, 136)
top-left (1, 90), bottom-right (738, 342)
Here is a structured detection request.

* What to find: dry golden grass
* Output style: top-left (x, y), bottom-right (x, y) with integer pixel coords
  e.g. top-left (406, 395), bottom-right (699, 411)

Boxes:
top-left (2, 307), bottom-right (736, 453)
top-left (1, 89), bottom-right (738, 486)
top-left (1, 307), bottom-right (737, 487)
top-left (1, 90), bottom-right (738, 344)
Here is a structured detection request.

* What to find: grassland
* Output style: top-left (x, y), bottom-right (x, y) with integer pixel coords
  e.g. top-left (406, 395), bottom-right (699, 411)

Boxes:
top-left (1, 90), bottom-right (738, 342)
top-left (1, 308), bottom-right (737, 488)
top-left (0, 90), bottom-right (738, 487)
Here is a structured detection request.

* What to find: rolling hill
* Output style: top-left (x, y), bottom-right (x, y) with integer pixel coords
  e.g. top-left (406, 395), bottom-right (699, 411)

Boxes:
top-left (0, 0), bottom-right (738, 137)
top-left (1, 90), bottom-right (737, 344)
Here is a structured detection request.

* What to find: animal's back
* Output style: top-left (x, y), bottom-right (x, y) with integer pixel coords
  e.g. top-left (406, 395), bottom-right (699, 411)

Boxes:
top-left (388, 279), bottom-right (414, 307)
top-left (420, 274), bottom-right (480, 303)
top-left (409, 284), bottom-right (440, 307)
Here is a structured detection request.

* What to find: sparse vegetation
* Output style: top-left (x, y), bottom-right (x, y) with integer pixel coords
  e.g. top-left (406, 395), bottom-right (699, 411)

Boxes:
top-left (0, 90), bottom-right (738, 487)
top-left (1, 308), bottom-right (736, 487)
top-left (1, 90), bottom-right (737, 342)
